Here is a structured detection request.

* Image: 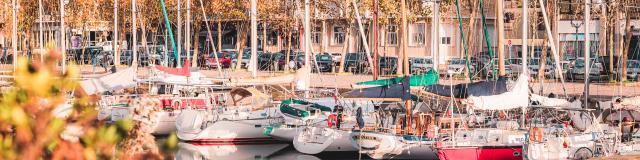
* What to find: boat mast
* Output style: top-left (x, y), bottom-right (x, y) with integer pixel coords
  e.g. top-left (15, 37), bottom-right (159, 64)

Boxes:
top-left (497, 0), bottom-right (505, 76)
top-left (351, 0), bottom-right (374, 79)
top-left (12, 0), bottom-right (17, 71)
top-left (373, 0), bottom-right (379, 80)
top-left (113, 0), bottom-right (118, 66)
top-left (521, 0), bottom-right (528, 128)
top-left (159, 0), bottom-right (178, 66)
top-left (177, 0), bottom-right (182, 67)
top-left (60, 0), bottom-right (65, 73)
top-left (198, 0), bottom-right (223, 75)
top-left (38, 0), bottom-right (44, 63)
top-left (583, 0), bottom-right (590, 107)
top-left (250, 0), bottom-right (257, 77)
top-left (400, 0), bottom-right (412, 133)
top-left (186, 0), bottom-right (191, 64)
top-left (539, 0), bottom-right (568, 97)
top-left (132, 0), bottom-right (137, 66)
top-left (432, 0), bottom-right (439, 71)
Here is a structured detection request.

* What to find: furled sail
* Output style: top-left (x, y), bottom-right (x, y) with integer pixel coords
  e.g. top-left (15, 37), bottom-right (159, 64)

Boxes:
top-left (423, 76), bottom-right (508, 98)
top-left (613, 96), bottom-right (640, 110)
top-left (342, 76), bottom-right (411, 101)
top-left (530, 94), bottom-right (570, 107)
top-left (154, 60), bottom-right (191, 76)
top-left (352, 70), bottom-right (438, 88)
top-left (80, 67), bottom-right (137, 95)
top-left (464, 74), bottom-right (529, 110)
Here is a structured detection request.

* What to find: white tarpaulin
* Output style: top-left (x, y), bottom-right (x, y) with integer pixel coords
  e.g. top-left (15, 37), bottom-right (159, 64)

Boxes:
top-left (530, 94), bottom-right (570, 107)
top-left (80, 67), bottom-right (137, 95)
top-left (465, 74), bottom-right (529, 110)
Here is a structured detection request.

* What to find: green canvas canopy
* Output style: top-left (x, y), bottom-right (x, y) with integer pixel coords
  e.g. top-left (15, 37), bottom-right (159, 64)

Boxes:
top-left (355, 70), bottom-right (438, 87)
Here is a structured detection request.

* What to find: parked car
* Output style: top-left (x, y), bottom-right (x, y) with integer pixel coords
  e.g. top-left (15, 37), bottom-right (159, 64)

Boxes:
top-left (447, 58), bottom-right (474, 75)
top-left (378, 56), bottom-right (398, 75)
top-left (627, 60), bottom-right (640, 81)
top-left (313, 54), bottom-right (333, 72)
top-left (206, 52), bottom-right (232, 68)
top-left (568, 58), bottom-right (607, 82)
top-left (409, 57), bottom-right (433, 74)
top-left (507, 58), bottom-right (523, 75)
top-left (528, 58), bottom-right (556, 79)
top-left (258, 53), bottom-right (285, 70)
top-left (344, 52), bottom-right (369, 73)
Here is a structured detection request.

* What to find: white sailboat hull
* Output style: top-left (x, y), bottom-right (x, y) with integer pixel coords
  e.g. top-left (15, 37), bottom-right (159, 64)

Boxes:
top-left (292, 126), bottom-right (358, 154)
top-left (176, 108), bottom-right (282, 143)
top-left (350, 131), bottom-right (438, 159)
top-left (97, 105), bottom-right (178, 135)
top-left (178, 119), bottom-right (276, 142)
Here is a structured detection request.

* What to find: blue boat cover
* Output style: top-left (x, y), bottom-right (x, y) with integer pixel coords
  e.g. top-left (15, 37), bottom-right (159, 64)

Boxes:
top-left (423, 76), bottom-right (509, 98)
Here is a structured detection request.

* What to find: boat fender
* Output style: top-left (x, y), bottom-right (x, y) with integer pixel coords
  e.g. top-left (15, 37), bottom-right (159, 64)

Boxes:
top-left (172, 100), bottom-right (182, 110)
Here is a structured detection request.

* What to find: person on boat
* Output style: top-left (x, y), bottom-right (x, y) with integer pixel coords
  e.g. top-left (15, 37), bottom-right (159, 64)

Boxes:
top-left (356, 107), bottom-right (364, 130)
top-left (334, 105), bottom-right (344, 129)
top-left (622, 117), bottom-right (634, 142)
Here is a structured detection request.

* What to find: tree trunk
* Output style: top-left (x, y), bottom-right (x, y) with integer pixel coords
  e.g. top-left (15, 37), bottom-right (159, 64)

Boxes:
top-left (218, 21), bottom-right (222, 52)
top-left (262, 22), bottom-right (267, 52)
top-left (338, 28), bottom-right (351, 73)
top-left (285, 29), bottom-right (292, 72)
top-left (622, 9), bottom-right (632, 81)
top-left (235, 23), bottom-right (248, 70)
top-left (192, 28), bottom-right (200, 68)
top-left (538, 38), bottom-right (549, 80)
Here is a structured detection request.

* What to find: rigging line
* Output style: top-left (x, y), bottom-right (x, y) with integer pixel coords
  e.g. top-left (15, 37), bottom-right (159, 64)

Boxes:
top-left (478, 10), bottom-right (496, 80)
top-left (454, 0), bottom-right (473, 82)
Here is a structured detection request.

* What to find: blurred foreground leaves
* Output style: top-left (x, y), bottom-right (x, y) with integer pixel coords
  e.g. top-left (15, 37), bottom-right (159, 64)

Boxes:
top-left (0, 49), bottom-right (136, 159)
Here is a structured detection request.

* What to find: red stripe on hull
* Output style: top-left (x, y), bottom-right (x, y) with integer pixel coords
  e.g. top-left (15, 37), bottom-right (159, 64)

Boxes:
top-left (437, 146), bottom-right (523, 160)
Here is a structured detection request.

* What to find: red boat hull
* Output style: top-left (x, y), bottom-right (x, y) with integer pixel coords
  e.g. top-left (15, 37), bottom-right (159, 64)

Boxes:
top-left (437, 146), bottom-right (523, 160)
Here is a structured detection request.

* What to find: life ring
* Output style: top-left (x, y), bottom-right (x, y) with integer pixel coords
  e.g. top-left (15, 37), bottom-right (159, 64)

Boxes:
top-left (172, 100), bottom-right (183, 110)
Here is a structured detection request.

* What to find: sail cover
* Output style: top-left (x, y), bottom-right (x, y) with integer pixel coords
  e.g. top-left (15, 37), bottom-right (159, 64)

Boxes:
top-left (464, 74), bottom-right (529, 110)
top-left (530, 94), bottom-right (570, 107)
top-left (613, 96), bottom-right (640, 110)
top-left (154, 60), bottom-right (190, 76)
top-left (342, 76), bottom-right (411, 101)
top-left (423, 76), bottom-right (508, 98)
top-left (354, 70), bottom-right (438, 88)
top-left (80, 67), bottom-right (137, 95)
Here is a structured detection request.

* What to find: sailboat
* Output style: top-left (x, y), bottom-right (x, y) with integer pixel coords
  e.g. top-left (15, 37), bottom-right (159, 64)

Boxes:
top-left (175, 87), bottom-right (282, 143)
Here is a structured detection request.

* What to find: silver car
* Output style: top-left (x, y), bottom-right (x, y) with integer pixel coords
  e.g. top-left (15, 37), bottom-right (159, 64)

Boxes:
top-left (568, 58), bottom-right (605, 81)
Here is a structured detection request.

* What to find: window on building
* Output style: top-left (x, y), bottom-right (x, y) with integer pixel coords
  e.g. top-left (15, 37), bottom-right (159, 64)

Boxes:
top-left (312, 26), bottom-right (322, 45)
top-left (410, 23), bottom-right (425, 46)
top-left (387, 25), bottom-right (398, 45)
top-left (441, 37), bottom-right (451, 45)
top-left (333, 26), bottom-right (345, 45)
top-left (267, 32), bottom-right (277, 46)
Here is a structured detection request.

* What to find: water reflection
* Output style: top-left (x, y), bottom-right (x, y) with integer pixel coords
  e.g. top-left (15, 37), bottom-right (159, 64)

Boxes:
top-left (173, 142), bottom-right (371, 160)
top-left (175, 142), bottom-right (289, 160)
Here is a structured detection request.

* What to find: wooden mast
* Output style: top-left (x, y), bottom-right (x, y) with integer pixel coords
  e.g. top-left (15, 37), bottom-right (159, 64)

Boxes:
top-left (400, 0), bottom-right (411, 133)
top-left (497, 0), bottom-right (505, 76)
